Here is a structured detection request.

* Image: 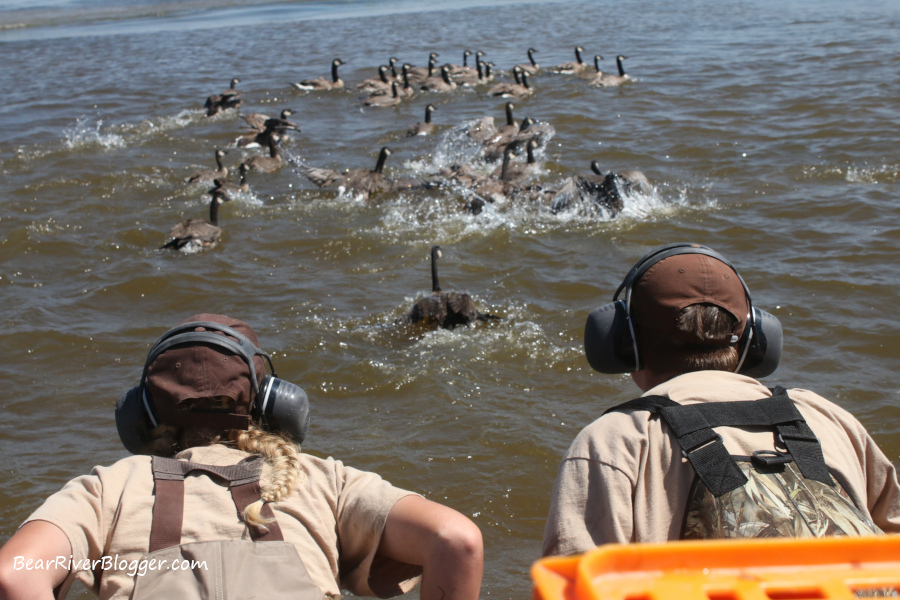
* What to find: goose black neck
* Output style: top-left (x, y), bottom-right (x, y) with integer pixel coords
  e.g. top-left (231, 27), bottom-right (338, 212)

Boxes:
top-left (374, 148), bottom-right (390, 173)
top-left (430, 246), bottom-right (441, 292)
top-left (505, 103), bottom-right (515, 126)
top-left (527, 142), bottom-right (535, 164)
top-left (617, 56), bottom-right (626, 76)
top-left (209, 196), bottom-right (221, 226)
top-left (332, 61), bottom-right (341, 82)
top-left (575, 47), bottom-right (583, 63)
top-left (528, 48), bottom-right (537, 66)
top-left (590, 161), bottom-right (603, 175)
top-left (425, 105), bottom-right (433, 123)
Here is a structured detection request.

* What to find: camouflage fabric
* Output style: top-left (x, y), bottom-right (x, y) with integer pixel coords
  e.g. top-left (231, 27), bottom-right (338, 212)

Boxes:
top-left (682, 460), bottom-right (882, 539)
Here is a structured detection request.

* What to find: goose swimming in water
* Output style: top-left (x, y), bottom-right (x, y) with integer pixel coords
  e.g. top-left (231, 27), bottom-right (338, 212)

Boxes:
top-left (292, 58), bottom-right (345, 91)
top-left (590, 55), bottom-right (631, 87)
top-left (578, 55), bottom-right (605, 79)
top-left (488, 68), bottom-right (533, 99)
top-left (406, 53), bottom-right (440, 83)
top-left (420, 65), bottom-right (457, 93)
top-left (356, 65), bottom-right (392, 95)
top-left (492, 139), bottom-right (540, 183)
top-left (211, 163), bottom-right (250, 199)
top-left (515, 48), bottom-right (540, 75)
top-left (363, 81), bottom-right (403, 107)
top-left (548, 46), bottom-right (588, 75)
top-left (205, 78), bottom-right (243, 116)
top-left (549, 162), bottom-right (651, 217)
top-left (160, 189), bottom-right (229, 252)
top-left (407, 104), bottom-right (437, 136)
top-left (185, 149), bottom-right (228, 185)
top-left (236, 109), bottom-right (299, 149)
top-left (241, 134), bottom-right (284, 173)
top-left (403, 245), bottom-right (500, 329)
top-left (301, 147), bottom-right (406, 199)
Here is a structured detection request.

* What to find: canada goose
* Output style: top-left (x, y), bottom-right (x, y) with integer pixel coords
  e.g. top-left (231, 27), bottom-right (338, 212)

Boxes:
top-left (492, 139), bottom-right (539, 182)
top-left (396, 64), bottom-right (416, 97)
top-left (211, 163), bottom-right (250, 199)
top-left (448, 50), bottom-right (484, 78)
top-left (504, 116), bottom-right (556, 156)
top-left (406, 53), bottom-right (439, 83)
top-left (578, 55), bottom-right (605, 80)
top-left (590, 55), bottom-right (631, 87)
top-left (407, 104), bottom-right (437, 136)
top-left (480, 103), bottom-right (520, 161)
top-left (515, 48), bottom-right (540, 75)
top-left (488, 68), bottom-right (533, 98)
top-left (549, 46), bottom-right (587, 75)
top-left (292, 58), bottom-right (345, 91)
top-left (204, 78), bottom-right (243, 116)
top-left (403, 245), bottom-right (500, 329)
top-left (454, 60), bottom-right (487, 87)
top-left (363, 81), bottom-right (403, 107)
top-left (550, 162), bottom-right (650, 217)
top-left (236, 109), bottom-right (299, 149)
top-left (241, 134), bottom-right (283, 173)
top-left (387, 57), bottom-right (400, 80)
top-left (160, 190), bottom-right (228, 252)
top-left (301, 147), bottom-right (397, 199)
top-left (420, 65), bottom-right (457, 93)
top-left (356, 65), bottom-right (392, 94)
top-left (185, 149), bottom-right (228, 184)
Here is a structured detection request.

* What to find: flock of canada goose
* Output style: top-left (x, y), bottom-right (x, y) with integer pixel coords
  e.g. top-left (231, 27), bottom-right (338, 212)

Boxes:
top-left (164, 45), bottom-right (650, 329)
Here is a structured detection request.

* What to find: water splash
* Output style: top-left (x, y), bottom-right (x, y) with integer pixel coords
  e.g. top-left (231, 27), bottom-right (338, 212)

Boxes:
top-left (62, 117), bottom-right (125, 150)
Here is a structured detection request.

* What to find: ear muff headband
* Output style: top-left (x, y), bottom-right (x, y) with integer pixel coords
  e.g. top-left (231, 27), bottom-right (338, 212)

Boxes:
top-left (118, 321), bottom-right (311, 454)
top-left (614, 243), bottom-right (755, 373)
top-left (137, 321), bottom-right (275, 428)
top-left (584, 243), bottom-right (782, 377)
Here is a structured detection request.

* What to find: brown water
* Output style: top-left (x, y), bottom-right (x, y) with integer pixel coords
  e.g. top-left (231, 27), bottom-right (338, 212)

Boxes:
top-left (1, 0), bottom-right (900, 597)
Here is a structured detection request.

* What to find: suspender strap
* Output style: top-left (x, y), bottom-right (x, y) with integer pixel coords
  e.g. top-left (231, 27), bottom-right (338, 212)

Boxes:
top-left (230, 481), bottom-right (285, 542)
top-left (604, 390), bottom-right (833, 497)
top-left (148, 456), bottom-right (283, 552)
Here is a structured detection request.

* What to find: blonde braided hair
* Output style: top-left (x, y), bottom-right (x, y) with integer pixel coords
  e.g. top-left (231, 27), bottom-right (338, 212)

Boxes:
top-left (229, 426), bottom-right (302, 527)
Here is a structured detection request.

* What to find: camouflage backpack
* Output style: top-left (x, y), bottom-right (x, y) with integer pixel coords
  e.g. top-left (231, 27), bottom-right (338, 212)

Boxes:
top-left (606, 388), bottom-right (881, 539)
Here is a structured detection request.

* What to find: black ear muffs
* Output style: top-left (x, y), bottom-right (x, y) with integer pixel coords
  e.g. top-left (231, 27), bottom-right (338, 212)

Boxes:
top-left (584, 243), bottom-right (783, 377)
top-left (115, 321), bottom-right (311, 454)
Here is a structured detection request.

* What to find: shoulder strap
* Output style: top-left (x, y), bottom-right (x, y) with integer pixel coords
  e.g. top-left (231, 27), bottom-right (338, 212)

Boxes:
top-left (604, 389), bottom-right (832, 497)
top-left (149, 456), bottom-right (284, 552)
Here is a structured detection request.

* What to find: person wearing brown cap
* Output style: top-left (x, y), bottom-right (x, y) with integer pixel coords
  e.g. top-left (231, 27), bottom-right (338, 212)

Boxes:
top-left (542, 243), bottom-right (900, 556)
top-left (0, 314), bottom-right (483, 600)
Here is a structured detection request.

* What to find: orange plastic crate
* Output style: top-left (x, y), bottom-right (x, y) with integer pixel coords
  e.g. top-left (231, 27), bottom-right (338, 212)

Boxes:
top-left (532, 535), bottom-right (900, 600)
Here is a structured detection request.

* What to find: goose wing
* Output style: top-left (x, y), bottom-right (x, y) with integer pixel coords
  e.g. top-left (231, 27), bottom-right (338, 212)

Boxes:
top-left (300, 166), bottom-right (343, 188)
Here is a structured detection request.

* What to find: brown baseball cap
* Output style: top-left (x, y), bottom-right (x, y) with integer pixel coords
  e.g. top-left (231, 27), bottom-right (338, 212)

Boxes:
top-left (630, 253), bottom-right (749, 345)
top-left (145, 313), bottom-right (266, 432)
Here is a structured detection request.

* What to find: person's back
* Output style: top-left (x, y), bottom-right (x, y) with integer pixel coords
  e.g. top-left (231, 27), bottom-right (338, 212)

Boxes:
top-left (0, 314), bottom-right (483, 600)
top-left (542, 243), bottom-right (900, 556)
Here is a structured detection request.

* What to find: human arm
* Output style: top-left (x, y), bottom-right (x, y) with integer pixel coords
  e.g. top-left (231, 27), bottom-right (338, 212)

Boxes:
top-left (0, 521), bottom-right (72, 600)
top-left (377, 495), bottom-right (482, 600)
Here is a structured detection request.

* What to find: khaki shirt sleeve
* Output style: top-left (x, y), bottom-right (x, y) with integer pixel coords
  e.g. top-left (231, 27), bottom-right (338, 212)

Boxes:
top-left (542, 417), bottom-right (638, 556)
top-left (333, 463), bottom-right (423, 597)
top-left (858, 423), bottom-right (900, 532)
top-left (24, 469), bottom-right (109, 595)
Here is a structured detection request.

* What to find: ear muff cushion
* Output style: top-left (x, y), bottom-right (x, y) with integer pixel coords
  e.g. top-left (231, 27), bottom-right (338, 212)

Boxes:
top-left (584, 300), bottom-right (636, 374)
top-left (738, 307), bottom-right (783, 378)
top-left (116, 387), bottom-right (151, 455)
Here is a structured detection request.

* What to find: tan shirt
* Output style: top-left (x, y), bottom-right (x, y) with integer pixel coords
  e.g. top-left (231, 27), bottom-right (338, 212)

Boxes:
top-left (26, 445), bottom-right (422, 599)
top-left (542, 371), bottom-right (900, 556)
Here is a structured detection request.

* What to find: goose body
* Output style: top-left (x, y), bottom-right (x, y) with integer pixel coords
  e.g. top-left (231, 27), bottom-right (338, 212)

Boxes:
top-left (549, 46), bottom-right (587, 75)
top-left (211, 163), bottom-right (250, 199)
top-left (356, 65), bottom-right (392, 94)
top-left (578, 55), bottom-right (605, 79)
top-left (363, 81), bottom-right (403, 107)
top-left (492, 139), bottom-right (539, 183)
top-left (406, 53), bottom-right (440, 83)
top-left (488, 68), bottom-right (533, 99)
top-left (185, 149), bottom-right (228, 184)
top-left (205, 78), bottom-right (243, 116)
top-left (403, 245), bottom-right (499, 329)
top-left (241, 135), bottom-right (283, 173)
top-left (454, 60), bottom-right (488, 87)
top-left (160, 191), bottom-right (228, 252)
top-left (515, 47), bottom-right (540, 75)
top-left (301, 147), bottom-right (397, 199)
top-left (420, 65), bottom-right (457, 92)
top-left (292, 58), bottom-right (345, 91)
top-left (590, 55), bottom-right (631, 87)
top-left (236, 109), bottom-right (298, 149)
top-left (407, 104), bottom-right (437, 136)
